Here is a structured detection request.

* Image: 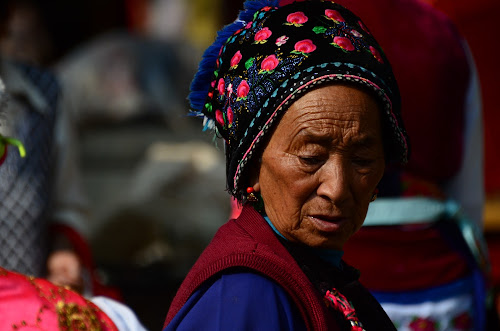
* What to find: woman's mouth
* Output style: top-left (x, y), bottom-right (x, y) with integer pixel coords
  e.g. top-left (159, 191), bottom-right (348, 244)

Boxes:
top-left (307, 215), bottom-right (346, 232)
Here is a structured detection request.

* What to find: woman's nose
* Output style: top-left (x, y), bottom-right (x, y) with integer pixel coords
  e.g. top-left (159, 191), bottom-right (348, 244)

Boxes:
top-left (316, 158), bottom-right (350, 203)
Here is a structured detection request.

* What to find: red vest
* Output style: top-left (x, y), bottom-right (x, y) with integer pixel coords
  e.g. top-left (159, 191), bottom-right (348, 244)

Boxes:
top-left (164, 205), bottom-right (396, 330)
top-left (164, 205), bottom-right (338, 330)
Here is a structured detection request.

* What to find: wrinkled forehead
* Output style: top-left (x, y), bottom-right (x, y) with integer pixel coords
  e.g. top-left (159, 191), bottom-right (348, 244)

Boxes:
top-left (268, 83), bottom-right (384, 145)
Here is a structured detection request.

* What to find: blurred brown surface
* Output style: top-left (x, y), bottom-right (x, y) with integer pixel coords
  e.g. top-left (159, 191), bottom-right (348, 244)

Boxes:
top-left (485, 196), bottom-right (500, 231)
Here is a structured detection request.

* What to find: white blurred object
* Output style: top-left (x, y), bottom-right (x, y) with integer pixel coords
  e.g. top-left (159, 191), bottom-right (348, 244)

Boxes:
top-left (91, 296), bottom-right (149, 331)
top-left (55, 32), bottom-right (198, 124)
top-left (146, 0), bottom-right (188, 40)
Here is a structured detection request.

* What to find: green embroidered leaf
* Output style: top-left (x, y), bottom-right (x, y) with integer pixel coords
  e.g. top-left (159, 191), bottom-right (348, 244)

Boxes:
top-left (313, 26), bottom-right (327, 34)
top-left (205, 103), bottom-right (213, 112)
top-left (284, 22), bottom-right (302, 27)
top-left (291, 50), bottom-right (309, 57)
top-left (245, 58), bottom-right (255, 70)
top-left (331, 43), bottom-right (341, 49)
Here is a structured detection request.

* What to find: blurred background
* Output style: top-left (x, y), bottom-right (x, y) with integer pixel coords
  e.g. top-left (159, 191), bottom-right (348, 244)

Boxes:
top-left (0, 0), bottom-right (498, 329)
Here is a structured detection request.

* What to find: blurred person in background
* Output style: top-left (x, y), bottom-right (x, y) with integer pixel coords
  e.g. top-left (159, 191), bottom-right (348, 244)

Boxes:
top-left (0, 0), bottom-right (97, 294)
top-left (0, 76), bottom-right (147, 330)
top-left (417, 0), bottom-right (500, 322)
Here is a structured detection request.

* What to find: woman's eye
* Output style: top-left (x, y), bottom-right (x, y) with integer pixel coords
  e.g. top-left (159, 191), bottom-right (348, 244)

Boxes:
top-left (352, 157), bottom-right (375, 167)
top-left (300, 156), bottom-right (323, 165)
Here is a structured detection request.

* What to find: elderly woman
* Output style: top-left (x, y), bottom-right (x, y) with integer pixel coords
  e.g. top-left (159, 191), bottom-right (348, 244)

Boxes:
top-left (164, 1), bottom-right (409, 330)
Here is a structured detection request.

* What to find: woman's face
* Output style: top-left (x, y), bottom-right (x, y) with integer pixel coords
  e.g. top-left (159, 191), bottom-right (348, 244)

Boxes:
top-left (253, 84), bottom-right (385, 250)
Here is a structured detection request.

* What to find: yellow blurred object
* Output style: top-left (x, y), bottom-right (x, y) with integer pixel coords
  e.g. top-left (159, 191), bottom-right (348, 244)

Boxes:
top-left (185, 0), bottom-right (223, 51)
top-left (485, 195), bottom-right (500, 231)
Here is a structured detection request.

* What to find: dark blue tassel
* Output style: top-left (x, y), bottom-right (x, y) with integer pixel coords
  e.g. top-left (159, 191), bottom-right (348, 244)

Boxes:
top-left (243, 0), bottom-right (280, 14)
top-left (188, 0), bottom-right (281, 113)
top-left (188, 21), bottom-right (244, 112)
top-left (240, 0), bottom-right (281, 24)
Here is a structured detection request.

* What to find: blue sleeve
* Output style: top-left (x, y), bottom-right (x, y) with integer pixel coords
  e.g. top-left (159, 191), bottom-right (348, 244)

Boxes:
top-left (165, 271), bottom-right (307, 331)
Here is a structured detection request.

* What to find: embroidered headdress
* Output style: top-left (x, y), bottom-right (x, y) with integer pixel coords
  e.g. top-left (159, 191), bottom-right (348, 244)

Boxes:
top-left (189, 0), bottom-right (409, 201)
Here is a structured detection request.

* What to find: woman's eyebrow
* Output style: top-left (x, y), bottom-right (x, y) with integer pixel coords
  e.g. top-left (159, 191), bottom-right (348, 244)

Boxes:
top-left (297, 129), bottom-right (333, 142)
top-left (297, 130), bottom-right (379, 147)
top-left (350, 135), bottom-right (380, 150)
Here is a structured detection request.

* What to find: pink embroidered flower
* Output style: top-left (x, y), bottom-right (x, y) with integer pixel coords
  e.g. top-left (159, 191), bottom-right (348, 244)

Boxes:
top-left (286, 11), bottom-right (308, 26)
top-left (245, 21), bottom-right (253, 29)
top-left (358, 20), bottom-right (370, 34)
top-left (452, 312), bottom-right (472, 330)
top-left (215, 110), bottom-right (224, 126)
top-left (369, 45), bottom-right (384, 63)
top-left (261, 54), bottom-right (279, 71)
top-left (237, 80), bottom-right (250, 99)
top-left (408, 317), bottom-right (437, 331)
top-left (325, 9), bottom-right (345, 22)
top-left (276, 35), bottom-right (289, 46)
top-left (230, 51), bottom-right (242, 68)
top-left (211, 80), bottom-right (216, 88)
top-left (294, 39), bottom-right (317, 54)
top-left (333, 36), bottom-right (355, 51)
top-left (254, 27), bottom-right (272, 43)
top-left (350, 29), bottom-right (362, 38)
top-left (227, 107), bottom-right (234, 124)
top-left (217, 78), bottom-right (225, 96)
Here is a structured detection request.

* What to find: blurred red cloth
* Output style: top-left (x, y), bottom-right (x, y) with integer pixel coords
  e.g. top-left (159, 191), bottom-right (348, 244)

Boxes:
top-left (343, 225), bottom-right (469, 291)
top-left (0, 267), bottom-right (117, 330)
top-left (420, 0), bottom-right (499, 193)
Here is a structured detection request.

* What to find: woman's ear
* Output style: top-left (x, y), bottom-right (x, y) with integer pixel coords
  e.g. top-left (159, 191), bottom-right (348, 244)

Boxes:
top-left (247, 174), bottom-right (260, 192)
top-left (246, 157), bottom-right (262, 191)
